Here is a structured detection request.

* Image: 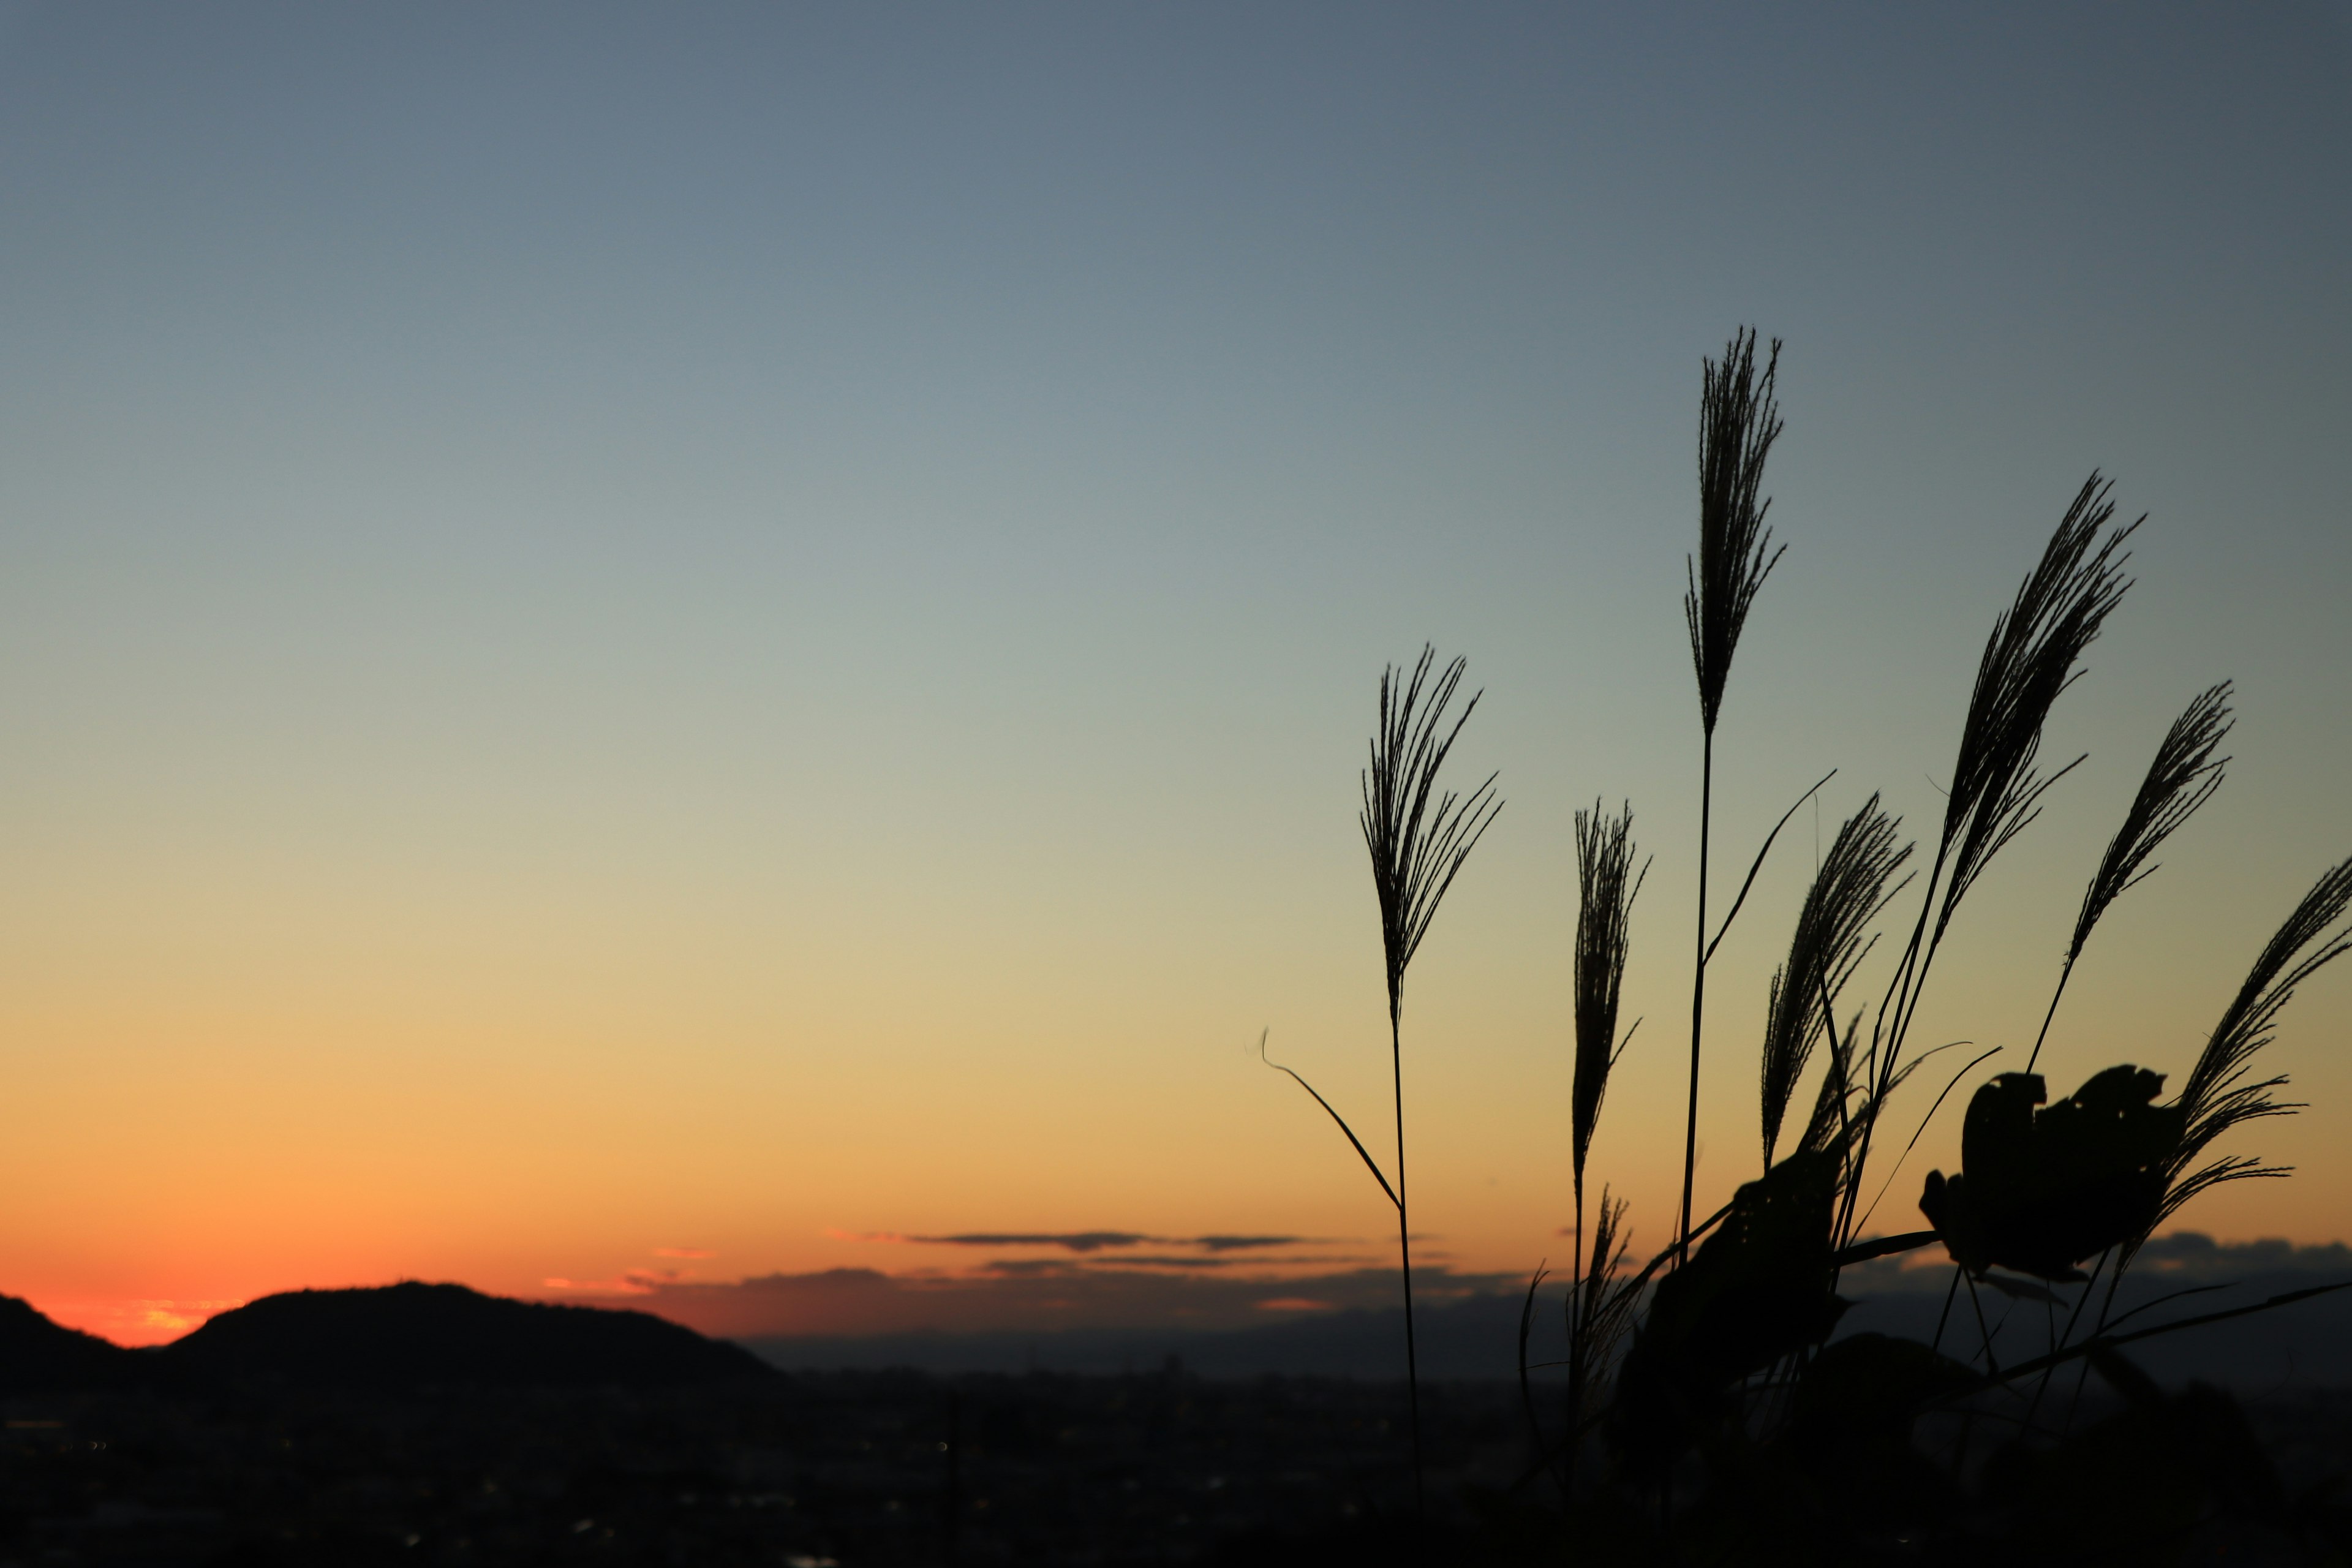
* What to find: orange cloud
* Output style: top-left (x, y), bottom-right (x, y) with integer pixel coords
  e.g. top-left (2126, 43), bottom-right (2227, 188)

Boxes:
top-left (37, 1298), bottom-right (245, 1347)
top-left (541, 1267), bottom-right (688, 1298)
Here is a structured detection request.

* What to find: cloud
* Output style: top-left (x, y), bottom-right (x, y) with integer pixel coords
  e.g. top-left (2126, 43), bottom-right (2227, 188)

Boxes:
top-left (1834, 1231), bottom-right (2352, 1302)
top-left (537, 1232), bottom-right (2352, 1387)
top-left (972, 1258), bottom-right (1083, 1278)
top-left (39, 1298), bottom-right (247, 1347)
top-left (542, 1267), bottom-right (689, 1298)
top-left (910, 1232), bottom-right (1155, 1253)
top-left (594, 1264), bottom-right (1528, 1341)
top-left (837, 1229), bottom-right (1317, 1254)
top-left (2133, 1232), bottom-right (2352, 1278)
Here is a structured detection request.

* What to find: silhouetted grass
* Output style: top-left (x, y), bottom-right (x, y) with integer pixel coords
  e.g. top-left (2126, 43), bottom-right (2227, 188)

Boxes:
top-left (1266, 644), bottom-right (1499, 1527)
top-left (1570, 801), bottom-right (1644, 1255)
top-left (1270, 341), bottom-right (2350, 1561)
top-left (1758, 796), bottom-right (1910, 1169)
top-left (2157, 856), bottom-right (2352, 1231)
top-left (1678, 326), bottom-right (1786, 1266)
top-left (1360, 647), bottom-right (1501, 1523)
top-left (1839, 476), bottom-right (2139, 1251)
top-left (2027, 682), bottom-right (2234, 1075)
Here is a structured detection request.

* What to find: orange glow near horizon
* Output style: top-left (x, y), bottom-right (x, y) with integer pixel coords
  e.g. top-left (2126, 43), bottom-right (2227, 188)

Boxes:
top-left (9, 830), bottom-right (2352, 1351)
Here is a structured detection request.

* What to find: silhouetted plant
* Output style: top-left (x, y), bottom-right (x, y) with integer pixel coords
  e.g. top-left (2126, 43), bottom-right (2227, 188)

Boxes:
top-left (1679, 326), bottom-right (1785, 1263)
top-left (1268, 342), bottom-right (2350, 1558)
top-left (1920, 1065), bottom-right (2184, 1281)
top-left (1562, 1188), bottom-right (1638, 1483)
top-left (1839, 478), bottom-right (2138, 1248)
top-left (2153, 855), bottom-right (2352, 1232)
top-left (1359, 646), bottom-right (1501, 1521)
top-left (1686, 328), bottom-right (1785, 737)
top-left (1570, 801), bottom-right (1644, 1284)
top-left (1759, 796), bottom-right (1912, 1169)
top-left (2027, 682), bottom-right (2234, 1074)
top-left (1564, 804), bottom-right (1644, 1490)
top-left (1265, 645), bottom-right (1498, 1525)
top-left (1567, 458), bottom-right (2338, 1554)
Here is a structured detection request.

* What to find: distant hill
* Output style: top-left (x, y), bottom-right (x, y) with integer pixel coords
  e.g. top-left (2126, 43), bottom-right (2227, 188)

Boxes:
top-left (0, 1295), bottom-right (136, 1391)
top-left (0, 1283), bottom-right (774, 1394)
top-left (160, 1282), bottom-right (776, 1389)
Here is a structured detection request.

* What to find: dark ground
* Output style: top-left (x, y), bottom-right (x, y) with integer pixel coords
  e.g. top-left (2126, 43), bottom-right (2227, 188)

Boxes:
top-left (9, 1368), bottom-right (2352, 1567)
top-left (0, 1367), bottom-right (1526, 1566)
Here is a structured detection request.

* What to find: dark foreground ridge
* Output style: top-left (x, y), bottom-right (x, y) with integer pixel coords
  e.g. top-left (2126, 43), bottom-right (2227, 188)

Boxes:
top-left (8, 1287), bottom-right (2352, 1562)
top-left (0, 1298), bottom-right (132, 1396)
top-left (0, 1284), bottom-right (774, 1393)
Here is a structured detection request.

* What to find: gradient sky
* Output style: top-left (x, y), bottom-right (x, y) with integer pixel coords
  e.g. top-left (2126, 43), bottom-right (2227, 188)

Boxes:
top-left (1, 2), bottom-right (2348, 1346)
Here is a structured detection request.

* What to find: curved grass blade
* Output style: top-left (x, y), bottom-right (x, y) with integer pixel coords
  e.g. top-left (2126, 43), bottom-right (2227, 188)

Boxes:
top-left (1257, 1031), bottom-right (1398, 1211)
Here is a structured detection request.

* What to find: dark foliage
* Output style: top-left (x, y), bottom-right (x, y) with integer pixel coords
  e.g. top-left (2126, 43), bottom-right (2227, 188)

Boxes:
top-left (1979, 1349), bottom-right (2288, 1567)
top-left (1921, 1066), bottom-right (2184, 1281)
top-left (1611, 1149), bottom-right (1847, 1477)
top-left (1287, 344), bottom-right (2352, 1564)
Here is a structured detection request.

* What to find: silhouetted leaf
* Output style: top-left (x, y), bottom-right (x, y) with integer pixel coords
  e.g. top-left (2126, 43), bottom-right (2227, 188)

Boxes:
top-left (1613, 1149), bottom-right (1846, 1475)
top-left (1920, 1065), bottom-right (2183, 1280)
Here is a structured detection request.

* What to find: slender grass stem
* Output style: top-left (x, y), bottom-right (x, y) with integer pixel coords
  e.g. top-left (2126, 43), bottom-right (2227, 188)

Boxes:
top-left (1964, 1270), bottom-right (2000, 1375)
top-left (2022, 1249), bottom-right (2108, 1432)
top-left (1681, 734), bottom-right (1712, 1264)
top-left (1932, 1265), bottom-right (1962, 1354)
top-left (2022, 952), bottom-right (2076, 1077)
top-left (1390, 1005), bottom-right (1424, 1525)
top-left (1567, 1173), bottom-right (1584, 1476)
top-left (1515, 1262), bottom-right (1552, 1496)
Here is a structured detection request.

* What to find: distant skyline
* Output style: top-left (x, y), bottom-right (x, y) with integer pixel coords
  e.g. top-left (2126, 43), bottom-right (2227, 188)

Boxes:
top-left (2, 2), bottom-right (2349, 1346)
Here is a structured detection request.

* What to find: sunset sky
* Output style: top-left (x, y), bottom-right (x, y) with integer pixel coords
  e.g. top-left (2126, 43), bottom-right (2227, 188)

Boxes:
top-left (2, 3), bottom-right (2348, 1347)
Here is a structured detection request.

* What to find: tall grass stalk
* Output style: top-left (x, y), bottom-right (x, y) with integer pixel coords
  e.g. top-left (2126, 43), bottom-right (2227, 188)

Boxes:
top-left (2024, 683), bottom-right (2233, 1074)
top-left (1360, 646), bottom-right (1500, 1521)
top-left (1572, 802), bottom-right (1645, 1251)
top-left (1838, 477), bottom-right (2135, 1245)
top-left (2151, 856), bottom-right (2352, 1234)
top-left (1680, 326), bottom-right (1785, 1261)
top-left (1568, 803), bottom-right (1643, 1469)
top-left (1566, 1188), bottom-right (1635, 1484)
top-left (1759, 796), bottom-right (1911, 1168)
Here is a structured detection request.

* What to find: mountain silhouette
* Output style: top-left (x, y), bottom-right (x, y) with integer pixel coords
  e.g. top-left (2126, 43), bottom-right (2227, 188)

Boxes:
top-left (0, 1294), bottom-right (136, 1390)
top-left (0, 1283), bottom-right (774, 1393)
top-left (161, 1282), bottom-right (775, 1389)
